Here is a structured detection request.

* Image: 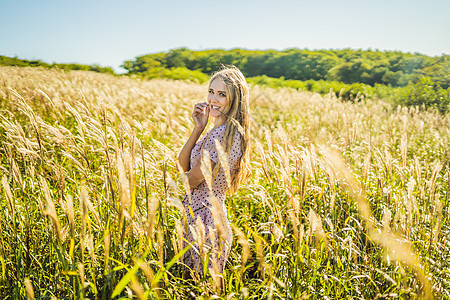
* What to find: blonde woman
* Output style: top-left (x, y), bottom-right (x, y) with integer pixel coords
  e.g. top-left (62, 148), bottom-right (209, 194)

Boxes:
top-left (178, 66), bottom-right (251, 280)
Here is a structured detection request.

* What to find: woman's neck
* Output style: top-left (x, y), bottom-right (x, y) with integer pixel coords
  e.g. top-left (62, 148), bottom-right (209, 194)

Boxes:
top-left (213, 116), bottom-right (226, 127)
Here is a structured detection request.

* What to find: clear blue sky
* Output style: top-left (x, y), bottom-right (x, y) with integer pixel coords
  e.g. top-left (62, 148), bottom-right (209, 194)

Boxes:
top-left (1, 0), bottom-right (449, 73)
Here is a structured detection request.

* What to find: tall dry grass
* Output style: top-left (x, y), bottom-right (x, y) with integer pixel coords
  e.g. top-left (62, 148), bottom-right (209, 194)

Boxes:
top-left (0, 66), bottom-right (449, 299)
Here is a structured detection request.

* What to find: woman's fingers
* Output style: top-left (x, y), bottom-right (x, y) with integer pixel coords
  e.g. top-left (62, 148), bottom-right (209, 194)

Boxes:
top-left (193, 102), bottom-right (209, 115)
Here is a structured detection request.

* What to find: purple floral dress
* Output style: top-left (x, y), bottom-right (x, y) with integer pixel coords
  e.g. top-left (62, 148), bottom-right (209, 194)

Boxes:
top-left (182, 124), bottom-right (242, 274)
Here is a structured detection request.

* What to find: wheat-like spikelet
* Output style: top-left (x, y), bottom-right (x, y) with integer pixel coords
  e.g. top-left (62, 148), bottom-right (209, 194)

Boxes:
top-left (80, 184), bottom-right (101, 228)
top-left (129, 275), bottom-right (145, 300)
top-left (214, 139), bottom-right (231, 189)
top-left (432, 197), bottom-right (443, 246)
top-left (157, 229), bottom-right (164, 267)
top-left (400, 133), bottom-right (408, 169)
top-left (2, 176), bottom-right (15, 223)
top-left (147, 196), bottom-right (159, 238)
top-left (174, 218), bottom-right (184, 256)
top-left (78, 184), bottom-right (88, 256)
top-left (137, 260), bottom-right (155, 287)
top-left (24, 278), bottom-right (34, 300)
top-left (200, 149), bottom-right (213, 193)
top-left (194, 216), bottom-right (206, 264)
top-left (231, 224), bottom-right (250, 267)
top-left (78, 262), bottom-right (86, 291)
top-left (307, 208), bottom-right (328, 246)
top-left (39, 176), bottom-right (62, 243)
top-left (104, 227), bottom-right (110, 270)
top-left (116, 152), bottom-right (131, 222)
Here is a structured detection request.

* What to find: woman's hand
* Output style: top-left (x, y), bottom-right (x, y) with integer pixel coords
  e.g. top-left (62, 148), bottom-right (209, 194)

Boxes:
top-left (192, 102), bottom-right (210, 130)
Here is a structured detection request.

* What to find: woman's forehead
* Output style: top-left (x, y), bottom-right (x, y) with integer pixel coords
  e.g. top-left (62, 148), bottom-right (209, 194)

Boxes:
top-left (209, 78), bottom-right (226, 90)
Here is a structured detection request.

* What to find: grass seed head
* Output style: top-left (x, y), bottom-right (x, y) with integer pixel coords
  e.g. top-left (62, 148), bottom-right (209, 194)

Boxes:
top-left (24, 278), bottom-right (34, 300)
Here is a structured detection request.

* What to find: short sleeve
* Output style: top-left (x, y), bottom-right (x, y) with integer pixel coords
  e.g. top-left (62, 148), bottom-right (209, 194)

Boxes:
top-left (203, 125), bottom-right (225, 164)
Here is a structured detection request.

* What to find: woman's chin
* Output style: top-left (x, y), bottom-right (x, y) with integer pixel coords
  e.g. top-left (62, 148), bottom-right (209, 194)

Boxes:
top-left (209, 111), bottom-right (221, 118)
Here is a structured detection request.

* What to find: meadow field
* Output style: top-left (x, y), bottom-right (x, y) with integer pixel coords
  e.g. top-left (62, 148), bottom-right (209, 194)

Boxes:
top-left (0, 66), bottom-right (449, 299)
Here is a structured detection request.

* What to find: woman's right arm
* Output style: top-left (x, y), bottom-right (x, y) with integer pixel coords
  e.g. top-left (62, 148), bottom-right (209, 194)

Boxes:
top-left (177, 127), bottom-right (204, 172)
top-left (177, 102), bottom-right (210, 172)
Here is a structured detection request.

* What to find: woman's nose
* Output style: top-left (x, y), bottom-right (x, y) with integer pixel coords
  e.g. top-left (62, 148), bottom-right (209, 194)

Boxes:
top-left (210, 94), bottom-right (218, 102)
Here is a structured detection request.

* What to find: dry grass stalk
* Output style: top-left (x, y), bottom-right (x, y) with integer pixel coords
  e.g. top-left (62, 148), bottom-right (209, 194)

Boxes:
top-left (124, 149), bottom-right (137, 218)
top-left (157, 229), bottom-right (164, 267)
top-left (129, 275), bottom-right (146, 300)
top-left (78, 262), bottom-right (87, 291)
top-left (363, 151), bottom-right (371, 187)
top-left (400, 134), bottom-right (408, 169)
top-left (2, 176), bottom-right (15, 222)
top-left (195, 216), bottom-right (206, 263)
top-left (307, 209), bottom-right (328, 246)
top-left (116, 153), bottom-right (131, 222)
top-left (428, 161), bottom-right (442, 199)
top-left (208, 196), bottom-right (229, 248)
top-left (147, 197), bottom-right (159, 238)
top-left (80, 184), bottom-right (101, 227)
top-left (252, 232), bottom-right (265, 278)
top-left (288, 211), bottom-right (300, 250)
top-left (215, 140), bottom-right (231, 189)
top-left (200, 149), bottom-right (213, 193)
top-left (382, 207), bottom-right (392, 234)
top-left (231, 224), bottom-right (251, 266)
top-left (11, 159), bottom-right (23, 190)
top-left (84, 233), bottom-right (97, 265)
top-left (255, 141), bottom-right (270, 179)
top-left (171, 235), bottom-right (179, 256)
top-left (78, 185), bottom-right (88, 249)
top-left (24, 278), bottom-right (34, 300)
top-left (104, 228), bottom-right (110, 270)
top-left (174, 218), bottom-right (184, 257)
top-left (40, 176), bottom-right (62, 243)
top-left (137, 260), bottom-right (155, 286)
top-left (432, 197), bottom-right (443, 246)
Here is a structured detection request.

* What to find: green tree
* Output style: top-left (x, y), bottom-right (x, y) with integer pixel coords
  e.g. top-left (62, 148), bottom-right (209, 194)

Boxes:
top-left (396, 77), bottom-right (450, 113)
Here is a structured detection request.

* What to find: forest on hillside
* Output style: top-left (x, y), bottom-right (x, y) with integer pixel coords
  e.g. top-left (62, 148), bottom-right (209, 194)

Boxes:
top-left (122, 48), bottom-right (450, 88)
top-left (0, 55), bottom-right (115, 74)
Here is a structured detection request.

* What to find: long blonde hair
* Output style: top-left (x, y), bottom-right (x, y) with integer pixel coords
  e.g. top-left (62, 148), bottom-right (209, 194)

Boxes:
top-left (201, 65), bottom-right (251, 193)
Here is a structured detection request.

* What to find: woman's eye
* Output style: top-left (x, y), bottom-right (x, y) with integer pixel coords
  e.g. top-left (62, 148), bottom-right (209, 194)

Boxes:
top-left (208, 90), bottom-right (214, 94)
top-left (219, 93), bottom-right (226, 97)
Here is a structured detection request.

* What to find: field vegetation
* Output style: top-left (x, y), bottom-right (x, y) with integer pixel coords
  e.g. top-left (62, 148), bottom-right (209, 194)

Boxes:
top-left (0, 66), bottom-right (449, 299)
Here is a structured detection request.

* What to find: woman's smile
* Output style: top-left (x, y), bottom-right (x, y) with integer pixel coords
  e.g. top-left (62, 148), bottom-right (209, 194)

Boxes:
top-left (208, 79), bottom-right (228, 121)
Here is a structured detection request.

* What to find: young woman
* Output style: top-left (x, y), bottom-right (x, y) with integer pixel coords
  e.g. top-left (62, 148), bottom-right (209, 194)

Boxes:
top-left (178, 66), bottom-right (251, 278)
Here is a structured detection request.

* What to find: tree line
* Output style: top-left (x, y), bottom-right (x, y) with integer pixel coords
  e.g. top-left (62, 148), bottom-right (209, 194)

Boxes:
top-left (0, 55), bottom-right (115, 74)
top-left (122, 48), bottom-right (450, 113)
top-left (122, 48), bottom-right (449, 89)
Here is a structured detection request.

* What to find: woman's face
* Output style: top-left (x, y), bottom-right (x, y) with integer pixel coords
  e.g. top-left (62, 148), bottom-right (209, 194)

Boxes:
top-left (208, 78), bottom-right (229, 120)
